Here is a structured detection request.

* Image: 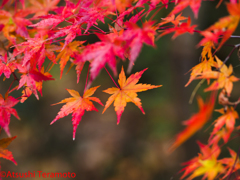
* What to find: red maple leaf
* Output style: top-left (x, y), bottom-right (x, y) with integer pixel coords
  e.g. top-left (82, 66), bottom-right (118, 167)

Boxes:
top-left (75, 30), bottom-right (125, 83)
top-left (160, 17), bottom-right (197, 39)
top-left (0, 54), bottom-right (17, 79)
top-left (0, 93), bottom-right (20, 137)
top-left (123, 21), bottom-right (156, 72)
top-left (29, 14), bottom-right (64, 29)
top-left (18, 68), bottom-right (54, 100)
top-left (170, 0), bottom-right (202, 18)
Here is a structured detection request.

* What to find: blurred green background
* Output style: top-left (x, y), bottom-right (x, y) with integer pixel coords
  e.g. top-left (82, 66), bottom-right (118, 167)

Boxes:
top-left (1, 1), bottom-right (240, 180)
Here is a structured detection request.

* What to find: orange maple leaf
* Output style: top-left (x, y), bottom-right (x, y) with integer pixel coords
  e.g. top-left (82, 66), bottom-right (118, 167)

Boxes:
top-left (209, 107), bottom-right (239, 144)
top-left (169, 92), bottom-right (216, 152)
top-left (185, 41), bottom-right (216, 86)
top-left (185, 59), bottom-right (215, 87)
top-left (0, 135), bottom-right (17, 165)
top-left (114, 0), bottom-right (136, 13)
top-left (208, 128), bottom-right (229, 146)
top-left (51, 86), bottom-right (103, 140)
top-left (56, 41), bottom-right (84, 79)
top-left (102, 66), bottom-right (161, 124)
top-left (200, 56), bottom-right (239, 96)
top-left (227, 1), bottom-right (240, 17)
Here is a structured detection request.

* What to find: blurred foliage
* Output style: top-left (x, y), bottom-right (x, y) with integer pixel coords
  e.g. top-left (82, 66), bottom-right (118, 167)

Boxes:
top-left (1, 1), bottom-right (240, 180)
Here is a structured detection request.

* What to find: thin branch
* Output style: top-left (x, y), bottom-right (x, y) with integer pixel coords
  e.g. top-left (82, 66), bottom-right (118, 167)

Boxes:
top-left (230, 35), bottom-right (240, 38)
top-left (218, 43), bottom-right (240, 71)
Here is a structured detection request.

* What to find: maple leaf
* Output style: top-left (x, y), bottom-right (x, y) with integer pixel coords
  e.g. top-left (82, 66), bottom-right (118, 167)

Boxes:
top-left (123, 21), bottom-right (156, 72)
top-left (75, 30), bottom-right (125, 82)
top-left (53, 0), bottom-right (80, 18)
top-left (55, 41), bottom-right (84, 79)
top-left (51, 86), bottom-right (103, 140)
top-left (29, 14), bottom-right (64, 29)
top-left (47, 24), bottom-right (82, 52)
top-left (209, 107), bottom-right (239, 144)
top-left (14, 34), bottom-right (56, 71)
top-left (75, 6), bottom-right (106, 34)
top-left (29, 0), bottom-right (60, 17)
top-left (197, 31), bottom-right (221, 47)
top-left (0, 0), bottom-right (25, 9)
top-left (158, 14), bottom-right (187, 27)
top-left (113, 0), bottom-right (135, 13)
top-left (205, 15), bottom-right (239, 50)
top-left (102, 66), bottom-right (161, 124)
top-left (0, 135), bottom-right (17, 165)
top-left (0, 93), bottom-right (20, 137)
top-left (219, 148), bottom-right (240, 179)
top-left (0, 9), bottom-right (32, 44)
top-left (208, 128), bottom-right (229, 145)
top-left (0, 53), bottom-right (17, 79)
top-left (200, 41), bottom-right (215, 60)
top-left (185, 59), bottom-right (215, 87)
top-left (0, 0), bottom-right (10, 8)
top-left (159, 17), bottom-right (197, 39)
top-left (181, 142), bottom-right (224, 180)
top-left (169, 92), bottom-right (216, 152)
top-left (170, 0), bottom-right (202, 18)
top-left (227, 0), bottom-right (240, 17)
top-left (18, 68), bottom-right (54, 101)
top-left (16, 37), bottom-right (46, 70)
top-left (200, 56), bottom-right (239, 96)
top-left (185, 41), bottom-right (216, 86)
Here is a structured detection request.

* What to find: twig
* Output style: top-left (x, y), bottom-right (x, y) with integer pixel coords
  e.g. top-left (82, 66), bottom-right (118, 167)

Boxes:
top-left (189, 79), bottom-right (205, 104)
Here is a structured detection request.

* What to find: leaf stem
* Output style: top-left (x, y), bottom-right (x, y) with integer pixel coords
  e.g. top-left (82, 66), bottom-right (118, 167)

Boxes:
top-left (92, 25), bottom-right (106, 34)
top-left (8, 79), bottom-right (16, 93)
top-left (135, 8), bottom-right (144, 24)
top-left (84, 63), bottom-right (90, 93)
top-left (149, 5), bottom-right (165, 21)
top-left (104, 66), bottom-right (119, 88)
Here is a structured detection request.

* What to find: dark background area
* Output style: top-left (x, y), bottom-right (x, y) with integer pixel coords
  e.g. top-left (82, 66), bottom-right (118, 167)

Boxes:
top-left (1, 0), bottom-right (240, 180)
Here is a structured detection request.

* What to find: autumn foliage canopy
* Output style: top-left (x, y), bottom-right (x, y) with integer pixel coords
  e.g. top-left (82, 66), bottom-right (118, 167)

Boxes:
top-left (1, 0), bottom-right (240, 179)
